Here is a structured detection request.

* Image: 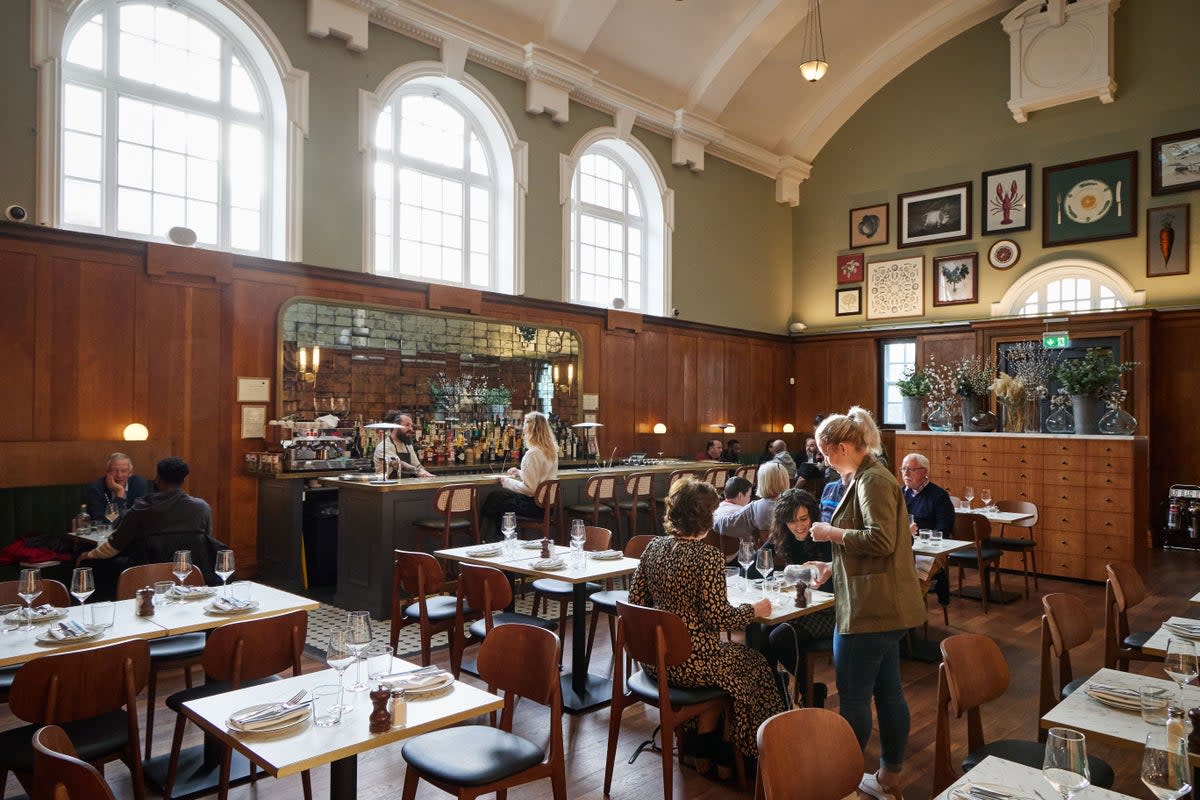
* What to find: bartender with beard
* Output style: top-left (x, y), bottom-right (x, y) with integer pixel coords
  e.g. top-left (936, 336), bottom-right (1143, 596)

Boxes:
top-left (372, 410), bottom-right (434, 478)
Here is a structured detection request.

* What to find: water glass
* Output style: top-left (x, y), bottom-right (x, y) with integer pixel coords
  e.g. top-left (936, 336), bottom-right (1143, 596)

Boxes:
top-left (91, 601), bottom-right (116, 631)
top-left (154, 580), bottom-right (175, 608)
top-left (931, 529), bottom-right (944, 543)
top-left (365, 643), bottom-right (394, 681)
top-left (501, 512), bottom-right (518, 555)
top-left (724, 567), bottom-right (739, 588)
top-left (1140, 685), bottom-right (1172, 725)
top-left (918, 529), bottom-right (932, 542)
top-left (232, 582), bottom-right (254, 604)
top-left (311, 684), bottom-right (343, 727)
top-left (1043, 727), bottom-right (1090, 800)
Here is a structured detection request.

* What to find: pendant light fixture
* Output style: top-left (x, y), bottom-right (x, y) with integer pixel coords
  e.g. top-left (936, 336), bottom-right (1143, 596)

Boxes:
top-left (798, 0), bottom-right (829, 82)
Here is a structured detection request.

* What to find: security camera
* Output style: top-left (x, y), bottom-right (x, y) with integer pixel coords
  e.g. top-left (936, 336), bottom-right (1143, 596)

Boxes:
top-left (671, 307), bottom-right (680, 317)
top-left (4, 205), bottom-right (28, 223)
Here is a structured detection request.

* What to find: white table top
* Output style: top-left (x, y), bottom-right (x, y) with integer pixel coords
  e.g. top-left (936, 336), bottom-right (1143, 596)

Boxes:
top-left (181, 657), bottom-right (503, 777)
top-left (1142, 616), bottom-right (1200, 657)
top-left (150, 582), bottom-right (320, 635)
top-left (954, 508), bottom-right (1034, 524)
top-left (913, 538), bottom-right (974, 556)
top-left (0, 598), bottom-right (166, 667)
top-left (933, 756), bottom-right (1140, 800)
top-left (435, 542), bottom-right (639, 584)
top-left (725, 583), bottom-right (834, 624)
top-left (1190, 590), bottom-right (1200, 605)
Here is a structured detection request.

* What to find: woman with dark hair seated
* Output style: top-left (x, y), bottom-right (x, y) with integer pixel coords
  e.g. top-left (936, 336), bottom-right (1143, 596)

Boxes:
top-left (628, 478), bottom-right (785, 768)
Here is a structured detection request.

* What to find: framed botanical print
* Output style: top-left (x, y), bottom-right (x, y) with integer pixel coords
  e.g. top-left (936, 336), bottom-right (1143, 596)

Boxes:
top-left (932, 252), bottom-right (979, 306)
top-left (898, 182), bottom-right (972, 247)
top-left (836, 287), bottom-right (862, 316)
top-left (1146, 204), bottom-right (1190, 277)
top-left (1151, 128), bottom-right (1200, 195)
top-left (1043, 151), bottom-right (1137, 247)
top-left (849, 204), bottom-right (888, 249)
top-left (981, 164), bottom-right (1031, 235)
top-left (837, 253), bottom-right (864, 284)
top-left (866, 256), bottom-right (924, 320)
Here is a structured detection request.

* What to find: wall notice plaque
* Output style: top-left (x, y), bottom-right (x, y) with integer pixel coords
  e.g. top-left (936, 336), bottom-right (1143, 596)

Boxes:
top-left (237, 377), bottom-right (271, 403)
top-left (241, 405), bottom-right (267, 439)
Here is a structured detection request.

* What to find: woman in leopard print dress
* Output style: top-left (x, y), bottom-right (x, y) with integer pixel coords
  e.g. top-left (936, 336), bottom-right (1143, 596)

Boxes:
top-left (628, 478), bottom-right (786, 757)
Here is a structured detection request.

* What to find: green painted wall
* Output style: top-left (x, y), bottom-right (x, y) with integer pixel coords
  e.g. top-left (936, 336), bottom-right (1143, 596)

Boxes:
top-left (793, 0), bottom-right (1200, 331)
top-left (0, 0), bottom-right (792, 334)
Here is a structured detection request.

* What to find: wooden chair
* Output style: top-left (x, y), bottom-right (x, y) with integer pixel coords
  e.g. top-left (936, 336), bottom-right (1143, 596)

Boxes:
top-left (0, 578), bottom-right (70, 705)
top-left (412, 483), bottom-right (481, 551)
top-left (164, 611), bottom-right (312, 800)
top-left (584, 534), bottom-right (655, 667)
top-left (400, 624), bottom-right (566, 800)
top-left (704, 530), bottom-right (742, 563)
top-left (1039, 592), bottom-right (1094, 735)
top-left (116, 562), bottom-right (207, 759)
top-left (565, 474), bottom-right (622, 541)
top-left (0, 639), bottom-right (149, 800)
top-left (702, 466), bottom-right (732, 489)
top-left (1104, 562), bottom-right (1164, 670)
top-left (616, 472), bottom-right (657, 547)
top-left (33, 724), bottom-right (118, 800)
top-left (754, 708), bottom-right (862, 800)
top-left (734, 464), bottom-right (758, 487)
top-left (531, 526), bottom-right (612, 662)
top-left (933, 633), bottom-right (1113, 796)
top-left (515, 479), bottom-right (564, 544)
top-left (604, 601), bottom-right (743, 800)
top-left (390, 550), bottom-right (469, 667)
top-left (988, 500), bottom-right (1039, 598)
top-left (450, 563), bottom-right (556, 679)
top-left (947, 513), bottom-right (1004, 613)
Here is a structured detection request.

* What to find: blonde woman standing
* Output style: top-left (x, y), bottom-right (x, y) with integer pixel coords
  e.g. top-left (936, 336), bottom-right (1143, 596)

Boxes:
top-left (481, 411), bottom-right (558, 535)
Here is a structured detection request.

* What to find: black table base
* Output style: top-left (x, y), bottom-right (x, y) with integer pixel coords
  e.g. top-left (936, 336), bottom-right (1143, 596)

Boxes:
top-left (144, 744), bottom-right (255, 800)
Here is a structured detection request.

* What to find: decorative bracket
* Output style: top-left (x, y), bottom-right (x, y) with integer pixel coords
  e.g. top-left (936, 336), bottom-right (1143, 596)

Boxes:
top-left (307, 0), bottom-right (369, 52)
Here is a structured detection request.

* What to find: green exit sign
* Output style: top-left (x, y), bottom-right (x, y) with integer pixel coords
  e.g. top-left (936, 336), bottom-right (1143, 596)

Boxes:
top-left (1043, 331), bottom-right (1071, 349)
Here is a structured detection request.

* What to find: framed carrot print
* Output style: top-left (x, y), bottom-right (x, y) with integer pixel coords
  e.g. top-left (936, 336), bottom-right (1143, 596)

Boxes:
top-left (1146, 204), bottom-right (1189, 277)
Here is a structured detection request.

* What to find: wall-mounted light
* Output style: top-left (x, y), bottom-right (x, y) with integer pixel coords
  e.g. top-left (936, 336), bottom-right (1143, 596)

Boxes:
top-left (123, 423), bottom-right (149, 441)
top-left (298, 345), bottom-right (320, 383)
top-left (653, 423), bottom-right (667, 434)
top-left (553, 362), bottom-right (576, 393)
top-left (783, 423), bottom-right (795, 434)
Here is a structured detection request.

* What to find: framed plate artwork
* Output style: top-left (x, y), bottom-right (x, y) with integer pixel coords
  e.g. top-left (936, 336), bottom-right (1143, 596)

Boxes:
top-left (981, 163), bottom-right (1031, 235)
top-left (1146, 204), bottom-right (1189, 277)
top-left (866, 256), bottom-right (924, 320)
top-left (932, 252), bottom-right (978, 307)
top-left (987, 239), bottom-right (1021, 270)
top-left (1151, 128), bottom-right (1200, 196)
top-left (849, 204), bottom-right (888, 249)
top-left (835, 287), bottom-right (862, 317)
top-left (898, 182), bottom-right (971, 247)
top-left (837, 253), bottom-right (864, 284)
top-left (1043, 151), bottom-right (1137, 247)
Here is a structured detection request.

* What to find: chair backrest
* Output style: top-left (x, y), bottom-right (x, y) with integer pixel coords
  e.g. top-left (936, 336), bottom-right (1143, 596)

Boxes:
top-left (734, 464), bottom-right (758, 485)
top-left (584, 474), bottom-right (619, 503)
top-left (434, 483), bottom-right (477, 514)
top-left (623, 472), bottom-right (654, 498)
top-left (11, 639), bottom-right (150, 724)
top-left (201, 610), bottom-right (307, 685)
top-left (624, 534), bottom-right (655, 559)
top-left (1105, 561), bottom-right (1147, 611)
top-left (0, 578), bottom-right (70, 608)
top-left (115, 562), bottom-right (203, 600)
top-left (933, 633), bottom-right (1011, 794)
top-left (583, 526), bottom-right (612, 551)
top-left (756, 709), bottom-right (863, 800)
top-left (703, 531), bottom-right (741, 560)
top-left (533, 479), bottom-right (560, 510)
top-left (33, 724), bottom-right (118, 800)
top-left (995, 499), bottom-right (1039, 529)
top-left (458, 563), bottom-right (512, 622)
top-left (130, 531), bottom-right (221, 584)
top-left (702, 467), bottom-right (731, 488)
top-left (476, 623), bottom-right (563, 766)
top-left (1040, 592), bottom-right (1092, 720)
top-left (666, 470), bottom-right (697, 491)
top-left (392, 550), bottom-right (446, 603)
top-left (954, 512), bottom-right (991, 550)
top-left (615, 601), bottom-right (693, 669)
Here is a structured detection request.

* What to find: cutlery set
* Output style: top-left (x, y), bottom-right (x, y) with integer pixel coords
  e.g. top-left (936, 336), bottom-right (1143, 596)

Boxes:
top-left (233, 689), bottom-right (310, 724)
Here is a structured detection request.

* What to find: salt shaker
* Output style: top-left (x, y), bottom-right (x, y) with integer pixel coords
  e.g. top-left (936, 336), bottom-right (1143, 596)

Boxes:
top-left (136, 586), bottom-right (155, 617)
top-left (391, 688), bottom-right (407, 727)
top-left (368, 684), bottom-right (391, 733)
top-left (540, 537), bottom-right (551, 559)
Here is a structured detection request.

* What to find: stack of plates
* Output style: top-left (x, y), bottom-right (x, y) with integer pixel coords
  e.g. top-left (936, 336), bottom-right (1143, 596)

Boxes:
top-left (1164, 621), bottom-right (1200, 641)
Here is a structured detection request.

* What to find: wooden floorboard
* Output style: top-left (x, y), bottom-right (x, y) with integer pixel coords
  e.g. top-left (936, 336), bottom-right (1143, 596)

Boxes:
top-left (4, 547), bottom-right (1196, 800)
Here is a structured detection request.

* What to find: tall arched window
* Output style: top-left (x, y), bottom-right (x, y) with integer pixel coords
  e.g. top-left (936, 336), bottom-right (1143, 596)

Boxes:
top-left (564, 135), bottom-right (670, 315)
top-left (991, 259), bottom-right (1145, 317)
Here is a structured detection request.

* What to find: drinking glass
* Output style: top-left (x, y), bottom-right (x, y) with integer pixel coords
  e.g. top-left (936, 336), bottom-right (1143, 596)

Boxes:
top-left (17, 568), bottom-right (42, 632)
top-left (1142, 724), bottom-right (1192, 800)
top-left (931, 529), bottom-right (944, 543)
top-left (918, 529), bottom-right (932, 542)
top-left (570, 519), bottom-right (586, 565)
top-left (723, 567), bottom-right (739, 588)
top-left (172, 551), bottom-right (193, 588)
top-left (737, 541), bottom-right (756, 591)
top-left (963, 486), bottom-right (975, 508)
top-left (1140, 685), bottom-right (1172, 726)
top-left (501, 512), bottom-right (517, 555)
top-left (756, 549), bottom-right (775, 597)
top-left (365, 643), bottom-right (395, 681)
top-left (345, 611), bottom-right (373, 692)
top-left (215, 550), bottom-right (236, 596)
top-left (1163, 638), bottom-right (1198, 707)
top-left (154, 580), bottom-right (174, 608)
top-left (1043, 727), bottom-right (1090, 800)
top-left (103, 501), bottom-right (120, 524)
top-left (326, 629), bottom-right (357, 713)
top-left (311, 684), bottom-right (343, 728)
top-left (70, 567), bottom-right (94, 626)
top-left (91, 601), bottom-right (116, 631)
top-left (980, 488), bottom-right (992, 510)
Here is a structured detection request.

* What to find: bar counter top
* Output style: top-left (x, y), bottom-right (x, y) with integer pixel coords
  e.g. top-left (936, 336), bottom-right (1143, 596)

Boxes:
top-left (320, 460), bottom-right (717, 492)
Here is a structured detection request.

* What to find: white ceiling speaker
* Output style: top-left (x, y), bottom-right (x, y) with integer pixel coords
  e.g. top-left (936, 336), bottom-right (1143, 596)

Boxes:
top-left (167, 226), bottom-right (197, 246)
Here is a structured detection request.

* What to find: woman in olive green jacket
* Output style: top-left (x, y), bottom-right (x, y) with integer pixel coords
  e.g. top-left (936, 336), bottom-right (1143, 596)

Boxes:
top-left (809, 406), bottom-right (924, 800)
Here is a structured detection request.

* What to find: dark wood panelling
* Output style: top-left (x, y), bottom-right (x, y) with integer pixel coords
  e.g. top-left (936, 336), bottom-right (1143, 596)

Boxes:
top-left (918, 331), bottom-right (974, 371)
top-left (0, 250), bottom-right (37, 441)
top-left (665, 332), bottom-right (698, 457)
top-left (1149, 310), bottom-right (1200, 524)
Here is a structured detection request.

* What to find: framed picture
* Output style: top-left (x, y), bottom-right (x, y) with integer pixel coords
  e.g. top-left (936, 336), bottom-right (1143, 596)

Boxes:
top-left (981, 164), bottom-right (1032, 235)
top-left (932, 252), bottom-right (979, 306)
top-left (1043, 151), bottom-right (1137, 247)
top-left (898, 182), bottom-right (971, 247)
top-left (837, 253), bottom-right (864, 284)
top-left (866, 256), bottom-right (924, 320)
top-left (849, 204), bottom-right (888, 248)
top-left (1151, 128), bottom-right (1200, 195)
top-left (1146, 204), bottom-right (1190, 277)
top-left (987, 238), bottom-right (1021, 270)
top-left (835, 287), bottom-right (862, 316)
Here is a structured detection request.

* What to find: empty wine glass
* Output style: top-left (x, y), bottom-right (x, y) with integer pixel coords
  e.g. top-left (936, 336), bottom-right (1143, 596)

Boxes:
top-left (570, 519), bottom-right (586, 564)
top-left (17, 568), bottom-right (42, 632)
top-left (172, 550), bottom-right (193, 588)
top-left (1163, 638), bottom-right (1198, 707)
top-left (215, 550), bottom-right (235, 597)
top-left (963, 486), bottom-right (975, 508)
top-left (103, 501), bottom-right (119, 524)
top-left (70, 567), bottom-right (94, 626)
top-left (756, 548), bottom-right (775, 597)
top-left (345, 611), bottom-right (373, 692)
top-left (1142, 721), bottom-right (1193, 800)
top-left (1043, 727), bottom-right (1090, 800)
top-left (980, 488), bottom-right (992, 510)
top-left (737, 540), bottom-right (756, 591)
top-left (501, 512), bottom-right (517, 555)
top-left (325, 629), bottom-right (356, 714)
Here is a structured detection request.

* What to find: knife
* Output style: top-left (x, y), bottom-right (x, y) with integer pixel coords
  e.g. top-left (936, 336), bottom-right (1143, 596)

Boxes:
top-left (1056, 194), bottom-right (1062, 225)
top-left (1116, 180), bottom-right (1123, 216)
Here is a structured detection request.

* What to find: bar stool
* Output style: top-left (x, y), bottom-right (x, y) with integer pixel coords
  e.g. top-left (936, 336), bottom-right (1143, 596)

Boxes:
top-left (515, 479), bottom-right (564, 543)
top-left (564, 473), bottom-right (622, 542)
top-left (734, 463), bottom-right (758, 487)
top-left (702, 465), bottom-right (731, 489)
top-left (412, 483), bottom-right (480, 551)
top-left (616, 472), bottom-right (656, 548)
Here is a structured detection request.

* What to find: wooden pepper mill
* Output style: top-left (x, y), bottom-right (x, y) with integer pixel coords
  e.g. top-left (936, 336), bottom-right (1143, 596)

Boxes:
top-left (136, 586), bottom-right (155, 617)
top-left (540, 537), bottom-right (551, 559)
top-left (368, 683), bottom-right (392, 733)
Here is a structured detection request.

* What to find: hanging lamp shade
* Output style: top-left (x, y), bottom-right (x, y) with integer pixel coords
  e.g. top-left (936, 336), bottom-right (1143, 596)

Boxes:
top-left (798, 0), bottom-right (829, 82)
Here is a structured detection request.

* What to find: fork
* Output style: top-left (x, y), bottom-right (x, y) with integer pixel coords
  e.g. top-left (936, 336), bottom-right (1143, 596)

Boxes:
top-left (235, 689), bottom-right (309, 723)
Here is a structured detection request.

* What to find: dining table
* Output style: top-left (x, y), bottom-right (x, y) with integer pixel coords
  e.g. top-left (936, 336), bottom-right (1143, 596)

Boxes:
top-left (906, 536), bottom-right (976, 662)
top-left (953, 507), bottom-right (1032, 605)
top-left (435, 541), bottom-right (639, 714)
top-left (179, 656), bottom-right (503, 800)
top-left (1140, 616), bottom-right (1200, 658)
top-left (725, 580), bottom-right (834, 651)
top-left (932, 755), bottom-right (1141, 800)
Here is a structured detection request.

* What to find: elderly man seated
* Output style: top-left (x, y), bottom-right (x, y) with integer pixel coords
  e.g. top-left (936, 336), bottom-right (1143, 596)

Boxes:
top-left (85, 452), bottom-right (148, 523)
top-left (900, 452), bottom-right (955, 608)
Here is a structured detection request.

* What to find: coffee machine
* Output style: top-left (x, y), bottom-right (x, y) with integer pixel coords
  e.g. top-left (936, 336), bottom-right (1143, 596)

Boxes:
top-left (1163, 484), bottom-right (1200, 550)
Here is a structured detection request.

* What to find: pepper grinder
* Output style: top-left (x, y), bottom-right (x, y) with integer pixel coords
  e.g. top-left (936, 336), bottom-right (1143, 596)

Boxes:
top-left (540, 537), bottom-right (551, 559)
top-left (136, 586), bottom-right (155, 617)
top-left (368, 683), bottom-right (392, 734)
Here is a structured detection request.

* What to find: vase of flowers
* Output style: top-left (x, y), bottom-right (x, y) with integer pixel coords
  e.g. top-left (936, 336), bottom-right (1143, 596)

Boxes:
top-left (990, 372), bottom-right (1029, 433)
top-left (897, 366), bottom-right (933, 431)
top-left (1054, 350), bottom-right (1137, 435)
top-left (1098, 387), bottom-right (1137, 435)
top-left (953, 356), bottom-right (996, 432)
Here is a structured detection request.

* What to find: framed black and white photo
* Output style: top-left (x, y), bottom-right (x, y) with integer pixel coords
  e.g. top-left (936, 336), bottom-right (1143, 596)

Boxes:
top-left (866, 256), bottom-right (923, 320)
top-left (1151, 129), bottom-right (1200, 196)
top-left (835, 286), bottom-right (862, 316)
top-left (981, 164), bottom-right (1031, 235)
top-left (898, 182), bottom-right (971, 247)
top-left (932, 252), bottom-right (978, 306)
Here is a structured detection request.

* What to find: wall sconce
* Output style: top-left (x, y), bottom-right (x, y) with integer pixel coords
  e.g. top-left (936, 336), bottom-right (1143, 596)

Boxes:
top-left (298, 345), bottom-right (320, 383)
top-left (783, 423), bottom-right (795, 434)
top-left (653, 423), bottom-right (667, 434)
top-left (710, 422), bottom-right (736, 434)
top-left (123, 423), bottom-right (149, 441)
top-left (553, 362), bottom-right (575, 393)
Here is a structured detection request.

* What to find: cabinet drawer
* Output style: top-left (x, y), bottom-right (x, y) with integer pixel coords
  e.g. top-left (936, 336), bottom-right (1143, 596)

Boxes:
top-left (1085, 456), bottom-right (1132, 474)
top-left (1042, 529), bottom-right (1085, 556)
top-left (1043, 507), bottom-right (1085, 533)
top-left (1001, 467), bottom-right (1042, 487)
top-left (1085, 490), bottom-right (1134, 514)
top-left (963, 436), bottom-right (1004, 453)
top-left (991, 480), bottom-right (1041, 506)
top-left (1001, 452), bottom-right (1041, 469)
top-left (1043, 552), bottom-right (1086, 578)
top-left (1086, 557), bottom-right (1127, 583)
top-left (1085, 533), bottom-right (1132, 561)
top-left (966, 452), bottom-right (1005, 469)
top-left (930, 465), bottom-right (957, 485)
top-left (1044, 454), bottom-right (1086, 470)
top-left (1043, 484), bottom-right (1087, 509)
top-left (905, 437), bottom-right (962, 456)
top-left (999, 437), bottom-right (1045, 455)
top-left (1044, 469), bottom-right (1086, 487)
top-left (1087, 439), bottom-right (1134, 458)
top-left (1086, 470), bottom-right (1132, 490)
top-left (1086, 509), bottom-right (1132, 535)
top-left (1044, 439), bottom-right (1088, 457)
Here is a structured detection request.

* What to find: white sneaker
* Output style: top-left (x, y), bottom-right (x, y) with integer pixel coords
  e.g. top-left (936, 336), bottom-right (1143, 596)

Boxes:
top-left (859, 772), bottom-right (903, 800)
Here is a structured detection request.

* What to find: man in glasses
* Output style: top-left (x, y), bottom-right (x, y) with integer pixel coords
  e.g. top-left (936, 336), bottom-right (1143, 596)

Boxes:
top-left (900, 453), bottom-right (955, 608)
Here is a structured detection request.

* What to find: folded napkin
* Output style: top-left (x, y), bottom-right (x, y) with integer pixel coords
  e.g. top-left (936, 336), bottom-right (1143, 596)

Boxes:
top-left (1165, 622), bottom-right (1200, 639)
top-left (466, 546), bottom-right (501, 557)
top-left (532, 558), bottom-right (565, 570)
top-left (520, 540), bottom-right (544, 550)
top-left (1086, 682), bottom-right (1140, 698)
top-left (384, 669), bottom-right (451, 690)
top-left (1085, 687), bottom-right (1140, 708)
top-left (231, 705), bottom-right (310, 731)
top-left (15, 604), bottom-right (59, 620)
top-left (590, 550), bottom-right (623, 560)
top-left (48, 619), bottom-right (92, 640)
top-left (211, 596), bottom-right (253, 611)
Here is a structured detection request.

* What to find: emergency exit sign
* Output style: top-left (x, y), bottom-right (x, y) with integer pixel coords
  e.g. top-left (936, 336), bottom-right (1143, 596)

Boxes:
top-left (1043, 331), bottom-right (1071, 349)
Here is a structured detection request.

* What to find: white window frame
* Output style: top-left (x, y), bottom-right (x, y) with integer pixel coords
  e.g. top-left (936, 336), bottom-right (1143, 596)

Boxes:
top-left (33, 0), bottom-right (308, 260)
top-left (991, 258), bottom-right (1145, 317)
top-left (881, 339), bottom-right (916, 427)
top-left (561, 129), bottom-right (672, 316)
top-left (360, 63), bottom-right (527, 294)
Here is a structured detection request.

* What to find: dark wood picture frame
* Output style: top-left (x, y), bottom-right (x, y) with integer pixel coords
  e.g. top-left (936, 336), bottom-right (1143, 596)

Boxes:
top-left (932, 252), bottom-right (979, 307)
top-left (849, 204), bottom-right (888, 249)
top-left (1043, 151), bottom-right (1137, 247)
top-left (835, 286), bottom-right (862, 316)
top-left (1146, 204), bottom-right (1190, 277)
top-left (898, 182), bottom-right (972, 248)
top-left (981, 163), bottom-right (1032, 235)
top-left (1151, 129), bottom-right (1200, 196)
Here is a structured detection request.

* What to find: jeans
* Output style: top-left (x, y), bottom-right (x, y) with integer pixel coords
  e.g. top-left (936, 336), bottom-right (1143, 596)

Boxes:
top-left (833, 627), bottom-right (910, 772)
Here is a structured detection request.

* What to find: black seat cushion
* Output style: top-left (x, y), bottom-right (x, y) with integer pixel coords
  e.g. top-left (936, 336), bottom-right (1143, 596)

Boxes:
top-left (565, 504), bottom-right (615, 515)
top-left (962, 741), bottom-right (1114, 788)
top-left (468, 612), bottom-right (556, 640)
top-left (0, 664), bottom-right (16, 696)
top-left (402, 725), bottom-right (544, 785)
top-left (988, 536), bottom-right (1036, 549)
top-left (403, 595), bottom-right (458, 622)
top-left (588, 589), bottom-right (628, 612)
top-left (1124, 630), bottom-right (1153, 650)
top-left (166, 675), bottom-right (279, 712)
top-left (413, 518), bottom-right (473, 530)
top-left (149, 632), bottom-right (206, 661)
top-left (531, 578), bottom-right (601, 596)
top-left (1062, 678), bottom-right (1087, 698)
top-left (947, 547), bottom-right (1005, 563)
top-left (0, 710), bottom-right (128, 772)
top-left (627, 669), bottom-right (727, 706)
top-left (615, 500), bottom-right (651, 511)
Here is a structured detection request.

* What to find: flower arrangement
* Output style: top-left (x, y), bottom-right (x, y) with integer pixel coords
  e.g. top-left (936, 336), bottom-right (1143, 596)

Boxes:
top-left (1005, 341), bottom-right (1057, 401)
top-left (990, 372), bottom-right (1029, 432)
top-left (1050, 389), bottom-right (1071, 409)
top-left (1055, 349), bottom-right (1137, 398)
top-left (952, 356), bottom-right (996, 397)
top-left (1103, 386), bottom-right (1129, 411)
top-left (896, 365), bottom-right (934, 398)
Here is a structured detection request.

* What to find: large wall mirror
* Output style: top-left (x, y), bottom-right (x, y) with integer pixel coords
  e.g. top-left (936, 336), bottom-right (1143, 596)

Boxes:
top-left (277, 299), bottom-right (581, 423)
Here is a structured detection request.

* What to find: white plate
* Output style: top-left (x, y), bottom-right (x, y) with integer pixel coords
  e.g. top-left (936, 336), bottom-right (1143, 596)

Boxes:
top-left (531, 558), bottom-right (565, 571)
top-left (204, 600), bottom-right (261, 616)
top-left (391, 672), bottom-right (454, 695)
top-left (589, 550), bottom-right (624, 560)
top-left (5, 607), bottom-right (67, 624)
top-left (520, 540), bottom-right (544, 550)
top-left (1064, 179), bottom-right (1113, 224)
top-left (466, 547), bottom-right (502, 558)
top-left (227, 704), bottom-right (312, 733)
top-left (35, 625), bottom-right (103, 645)
top-left (1084, 688), bottom-right (1141, 711)
top-left (1164, 623), bottom-right (1200, 641)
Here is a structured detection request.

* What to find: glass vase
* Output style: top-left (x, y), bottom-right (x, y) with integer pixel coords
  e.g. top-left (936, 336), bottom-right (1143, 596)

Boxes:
top-left (1001, 399), bottom-right (1026, 433)
top-left (968, 410), bottom-right (998, 432)
top-left (1045, 406), bottom-right (1074, 434)
top-left (927, 403), bottom-right (954, 432)
top-left (1099, 406), bottom-right (1137, 435)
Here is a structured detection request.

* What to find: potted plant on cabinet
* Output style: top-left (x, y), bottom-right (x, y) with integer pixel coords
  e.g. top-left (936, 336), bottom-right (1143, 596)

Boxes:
top-left (953, 356), bottom-right (997, 431)
top-left (897, 366), bottom-right (934, 431)
top-left (1054, 349), bottom-right (1136, 435)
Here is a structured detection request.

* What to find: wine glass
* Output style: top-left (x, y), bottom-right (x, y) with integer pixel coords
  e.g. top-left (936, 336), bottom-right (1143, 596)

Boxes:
top-left (345, 611), bottom-right (373, 692)
top-left (326, 628), bottom-right (357, 713)
top-left (570, 519), bottom-right (586, 564)
top-left (756, 548), bottom-right (775, 597)
top-left (1142, 723), bottom-right (1193, 800)
top-left (172, 550), bottom-right (193, 588)
top-left (1163, 638), bottom-right (1198, 707)
top-left (1043, 727), bottom-right (1090, 800)
top-left (214, 550), bottom-right (235, 597)
top-left (980, 488), bottom-right (992, 511)
top-left (501, 512), bottom-right (517, 555)
top-left (963, 486), bottom-right (975, 508)
top-left (17, 568), bottom-right (42, 632)
top-left (70, 567), bottom-right (94, 626)
top-left (737, 540), bottom-right (756, 591)
top-left (103, 501), bottom-right (119, 524)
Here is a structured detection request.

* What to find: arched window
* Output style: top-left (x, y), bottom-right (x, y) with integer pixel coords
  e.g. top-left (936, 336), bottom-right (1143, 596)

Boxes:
top-left (366, 70), bottom-right (524, 293)
top-left (50, 0), bottom-right (304, 257)
top-left (563, 133), bottom-right (671, 315)
top-left (991, 259), bottom-right (1146, 317)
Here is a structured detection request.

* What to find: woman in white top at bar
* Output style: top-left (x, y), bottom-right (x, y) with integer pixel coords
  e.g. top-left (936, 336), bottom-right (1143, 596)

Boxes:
top-left (481, 411), bottom-right (559, 538)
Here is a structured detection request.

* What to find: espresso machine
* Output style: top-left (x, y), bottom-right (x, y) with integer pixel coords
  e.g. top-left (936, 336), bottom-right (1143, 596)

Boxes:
top-left (1163, 484), bottom-right (1200, 550)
